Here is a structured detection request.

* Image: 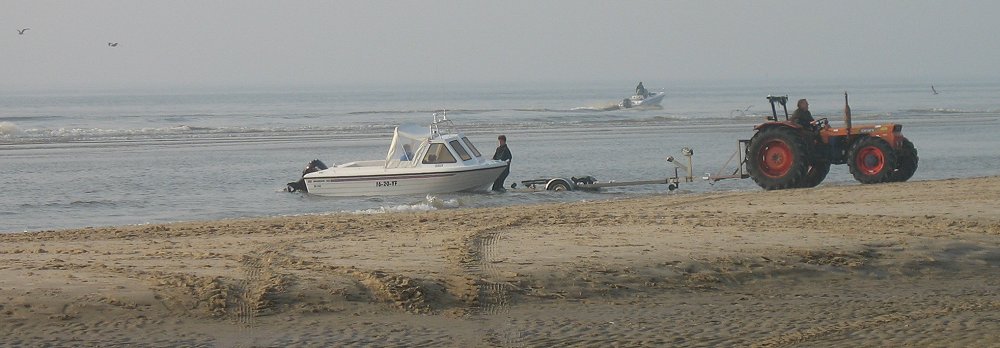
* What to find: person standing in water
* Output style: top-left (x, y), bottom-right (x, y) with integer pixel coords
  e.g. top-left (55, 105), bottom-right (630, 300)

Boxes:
top-left (492, 135), bottom-right (512, 192)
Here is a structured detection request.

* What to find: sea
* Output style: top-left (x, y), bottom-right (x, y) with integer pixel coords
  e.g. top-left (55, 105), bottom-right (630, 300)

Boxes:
top-left (2, 80), bottom-right (999, 233)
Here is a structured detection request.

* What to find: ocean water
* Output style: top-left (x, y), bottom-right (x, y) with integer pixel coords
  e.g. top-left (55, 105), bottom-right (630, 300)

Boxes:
top-left (2, 80), bottom-right (999, 233)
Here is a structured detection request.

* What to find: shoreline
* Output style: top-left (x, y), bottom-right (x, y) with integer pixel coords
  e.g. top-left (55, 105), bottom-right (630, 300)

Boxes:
top-left (2, 176), bottom-right (999, 346)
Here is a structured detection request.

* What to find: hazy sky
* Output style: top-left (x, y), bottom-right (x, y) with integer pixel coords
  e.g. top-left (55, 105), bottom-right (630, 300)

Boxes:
top-left (3, 0), bottom-right (998, 91)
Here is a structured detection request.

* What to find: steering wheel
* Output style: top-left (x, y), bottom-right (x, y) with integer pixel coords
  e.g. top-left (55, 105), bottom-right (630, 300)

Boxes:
top-left (814, 118), bottom-right (829, 129)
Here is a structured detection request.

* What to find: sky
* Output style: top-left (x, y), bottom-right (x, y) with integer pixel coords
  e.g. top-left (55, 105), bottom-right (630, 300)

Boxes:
top-left (2, 0), bottom-right (999, 91)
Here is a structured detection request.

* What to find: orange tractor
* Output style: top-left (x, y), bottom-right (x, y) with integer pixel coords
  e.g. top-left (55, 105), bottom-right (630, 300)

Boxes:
top-left (744, 93), bottom-right (918, 190)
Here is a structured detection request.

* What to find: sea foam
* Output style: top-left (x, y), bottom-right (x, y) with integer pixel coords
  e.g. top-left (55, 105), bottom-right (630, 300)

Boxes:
top-left (0, 122), bottom-right (20, 137)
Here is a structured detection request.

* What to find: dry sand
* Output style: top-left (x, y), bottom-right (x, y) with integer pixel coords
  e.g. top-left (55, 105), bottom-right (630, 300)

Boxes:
top-left (1, 176), bottom-right (999, 347)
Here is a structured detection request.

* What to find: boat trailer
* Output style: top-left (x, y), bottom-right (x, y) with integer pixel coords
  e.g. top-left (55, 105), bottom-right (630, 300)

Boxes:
top-left (514, 148), bottom-right (695, 192)
top-left (703, 140), bottom-right (751, 182)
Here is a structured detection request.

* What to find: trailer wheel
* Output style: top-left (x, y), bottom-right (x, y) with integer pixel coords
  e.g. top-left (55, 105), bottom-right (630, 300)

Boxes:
top-left (747, 126), bottom-right (809, 190)
top-left (890, 138), bottom-right (918, 182)
top-left (546, 180), bottom-right (572, 191)
top-left (849, 137), bottom-right (897, 184)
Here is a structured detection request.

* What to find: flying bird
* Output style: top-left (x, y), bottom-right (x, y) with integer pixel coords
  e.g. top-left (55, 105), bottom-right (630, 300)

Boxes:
top-left (108, 42), bottom-right (118, 47)
top-left (931, 85), bottom-right (939, 95)
top-left (17, 28), bottom-right (30, 35)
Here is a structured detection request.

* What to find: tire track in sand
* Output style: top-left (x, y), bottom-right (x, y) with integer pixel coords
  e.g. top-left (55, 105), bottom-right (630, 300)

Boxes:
top-left (230, 242), bottom-right (292, 348)
top-left (460, 218), bottom-right (525, 347)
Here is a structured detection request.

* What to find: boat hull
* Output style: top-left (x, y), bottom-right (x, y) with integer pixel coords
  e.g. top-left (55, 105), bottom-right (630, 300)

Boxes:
top-left (302, 162), bottom-right (508, 197)
top-left (635, 92), bottom-right (665, 106)
top-left (622, 92), bottom-right (665, 108)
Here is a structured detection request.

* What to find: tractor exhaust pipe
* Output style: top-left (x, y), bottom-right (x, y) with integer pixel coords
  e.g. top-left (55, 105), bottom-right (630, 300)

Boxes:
top-left (844, 91), bottom-right (852, 134)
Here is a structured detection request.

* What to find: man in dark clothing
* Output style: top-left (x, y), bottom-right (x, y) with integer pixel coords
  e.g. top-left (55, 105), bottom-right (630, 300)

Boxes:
top-left (492, 135), bottom-right (512, 192)
top-left (790, 98), bottom-right (815, 130)
top-left (635, 82), bottom-right (647, 97)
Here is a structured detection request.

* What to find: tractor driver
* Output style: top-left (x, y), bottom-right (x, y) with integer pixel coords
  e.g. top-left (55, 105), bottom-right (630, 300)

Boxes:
top-left (790, 98), bottom-right (816, 130)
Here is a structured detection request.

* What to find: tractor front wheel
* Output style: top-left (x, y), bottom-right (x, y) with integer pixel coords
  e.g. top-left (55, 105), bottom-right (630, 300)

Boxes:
top-left (890, 138), bottom-right (918, 182)
top-left (747, 127), bottom-right (809, 190)
top-left (848, 137), bottom-right (897, 184)
top-left (799, 160), bottom-right (831, 188)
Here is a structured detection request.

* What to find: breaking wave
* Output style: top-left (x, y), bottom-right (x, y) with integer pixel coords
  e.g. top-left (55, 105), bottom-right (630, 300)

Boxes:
top-left (902, 108), bottom-right (989, 114)
top-left (348, 108), bottom-right (501, 115)
top-left (0, 122), bottom-right (20, 138)
top-left (1, 123), bottom-right (397, 145)
top-left (351, 194), bottom-right (463, 214)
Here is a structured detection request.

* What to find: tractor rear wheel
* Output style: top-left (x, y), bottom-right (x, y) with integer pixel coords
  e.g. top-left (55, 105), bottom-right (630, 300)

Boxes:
top-left (848, 137), bottom-right (897, 184)
top-left (747, 127), bottom-right (809, 190)
top-left (890, 138), bottom-right (918, 182)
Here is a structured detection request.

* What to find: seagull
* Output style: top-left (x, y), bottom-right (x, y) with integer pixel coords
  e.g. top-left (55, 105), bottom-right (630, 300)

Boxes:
top-left (108, 42), bottom-right (118, 47)
top-left (931, 85), bottom-right (939, 95)
top-left (17, 28), bottom-right (29, 35)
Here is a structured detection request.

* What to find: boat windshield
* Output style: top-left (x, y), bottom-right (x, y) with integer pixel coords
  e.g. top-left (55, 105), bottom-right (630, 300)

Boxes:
top-left (450, 140), bottom-right (472, 161)
top-left (422, 143), bottom-right (456, 164)
top-left (461, 137), bottom-right (482, 157)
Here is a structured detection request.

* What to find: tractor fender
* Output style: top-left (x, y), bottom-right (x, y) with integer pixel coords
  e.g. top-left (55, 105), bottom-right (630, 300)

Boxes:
top-left (753, 121), bottom-right (803, 132)
top-left (754, 121), bottom-right (820, 156)
top-left (545, 178), bottom-right (575, 191)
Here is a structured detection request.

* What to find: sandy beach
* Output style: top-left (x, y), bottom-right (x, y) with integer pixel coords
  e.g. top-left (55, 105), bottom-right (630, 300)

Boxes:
top-left (2, 176), bottom-right (999, 347)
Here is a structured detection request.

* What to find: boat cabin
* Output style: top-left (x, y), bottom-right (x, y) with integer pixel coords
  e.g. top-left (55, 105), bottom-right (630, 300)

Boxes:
top-left (384, 122), bottom-right (488, 169)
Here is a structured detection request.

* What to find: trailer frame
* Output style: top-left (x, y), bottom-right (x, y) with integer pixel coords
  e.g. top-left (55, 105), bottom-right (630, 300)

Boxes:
top-left (513, 148), bottom-right (694, 192)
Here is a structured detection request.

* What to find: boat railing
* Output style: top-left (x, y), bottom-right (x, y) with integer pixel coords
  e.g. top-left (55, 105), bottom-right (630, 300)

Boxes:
top-left (430, 111), bottom-right (459, 138)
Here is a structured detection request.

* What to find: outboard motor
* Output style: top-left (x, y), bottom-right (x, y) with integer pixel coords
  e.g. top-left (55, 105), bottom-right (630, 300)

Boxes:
top-left (286, 159), bottom-right (328, 193)
top-left (621, 98), bottom-right (632, 109)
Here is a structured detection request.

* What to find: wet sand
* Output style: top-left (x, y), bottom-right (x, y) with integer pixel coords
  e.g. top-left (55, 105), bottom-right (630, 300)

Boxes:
top-left (2, 177), bottom-right (999, 347)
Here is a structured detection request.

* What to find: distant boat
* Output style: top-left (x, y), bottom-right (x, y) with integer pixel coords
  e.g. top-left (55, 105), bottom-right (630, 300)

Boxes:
top-left (931, 85), bottom-right (939, 95)
top-left (619, 91), bottom-right (665, 109)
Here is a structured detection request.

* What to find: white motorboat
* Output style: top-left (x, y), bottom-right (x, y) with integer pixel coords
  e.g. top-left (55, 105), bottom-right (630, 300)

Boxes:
top-left (620, 91), bottom-right (665, 109)
top-left (287, 113), bottom-right (509, 197)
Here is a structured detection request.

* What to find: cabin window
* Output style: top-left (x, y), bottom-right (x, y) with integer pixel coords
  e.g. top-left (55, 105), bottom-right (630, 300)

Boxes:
top-left (422, 143), bottom-right (457, 164)
top-left (450, 140), bottom-right (472, 161)
top-left (462, 137), bottom-right (482, 157)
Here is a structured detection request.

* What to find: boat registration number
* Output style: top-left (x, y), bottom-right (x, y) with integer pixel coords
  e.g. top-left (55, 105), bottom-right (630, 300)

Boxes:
top-left (376, 180), bottom-right (398, 187)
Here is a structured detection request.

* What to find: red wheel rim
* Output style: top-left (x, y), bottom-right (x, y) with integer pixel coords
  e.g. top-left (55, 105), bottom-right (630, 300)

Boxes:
top-left (855, 146), bottom-right (885, 175)
top-left (759, 139), bottom-right (792, 178)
